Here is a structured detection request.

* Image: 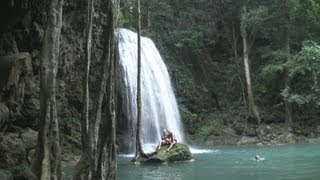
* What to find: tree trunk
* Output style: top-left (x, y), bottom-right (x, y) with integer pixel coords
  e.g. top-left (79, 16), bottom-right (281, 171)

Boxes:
top-left (132, 0), bottom-right (147, 162)
top-left (147, 0), bottom-right (154, 28)
top-left (232, 21), bottom-right (248, 130)
top-left (241, 5), bottom-right (261, 125)
top-left (106, 63), bottom-right (117, 178)
top-left (106, 0), bottom-right (119, 179)
top-left (284, 0), bottom-right (293, 128)
top-left (72, 0), bottom-right (95, 179)
top-left (72, 0), bottom-right (113, 178)
top-left (95, 0), bottom-right (119, 178)
top-left (31, 0), bottom-right (63, 179)
top-left (80, 0), bottom-right (95, 149)
top-left (232, 22), bottom-right (239, 60)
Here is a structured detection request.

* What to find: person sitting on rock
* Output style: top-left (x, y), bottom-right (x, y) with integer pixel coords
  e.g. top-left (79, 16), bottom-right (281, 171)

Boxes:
top-left (156, 129), bottom-right (177, 151)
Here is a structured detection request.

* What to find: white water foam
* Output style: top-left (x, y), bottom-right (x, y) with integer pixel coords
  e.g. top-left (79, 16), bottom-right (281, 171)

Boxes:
top-left (190, 148), bottom-right (220, 154)
top-left (118, 154), bottom-right (135, 158)
top-left (143, 143), bottom-right (158, 154)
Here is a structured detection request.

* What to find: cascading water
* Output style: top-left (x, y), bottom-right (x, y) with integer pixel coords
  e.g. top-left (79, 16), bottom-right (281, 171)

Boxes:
top-left (117, 28), bottom-right (184, 153)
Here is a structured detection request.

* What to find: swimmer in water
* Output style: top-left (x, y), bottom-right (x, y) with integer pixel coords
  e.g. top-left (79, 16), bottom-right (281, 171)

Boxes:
top-left (255, 154), bottom-right (261, 161)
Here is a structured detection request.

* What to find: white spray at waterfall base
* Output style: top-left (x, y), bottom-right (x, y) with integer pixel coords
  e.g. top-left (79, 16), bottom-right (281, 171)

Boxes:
top-left (117, 28), bottom-right (185, 153)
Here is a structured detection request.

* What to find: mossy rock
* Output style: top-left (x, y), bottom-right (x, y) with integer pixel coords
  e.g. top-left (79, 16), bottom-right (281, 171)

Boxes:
top-left (139, 143), bottom-right (192, 163)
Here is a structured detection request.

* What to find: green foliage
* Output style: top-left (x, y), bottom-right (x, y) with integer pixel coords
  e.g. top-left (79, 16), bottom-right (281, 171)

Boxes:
top-left (118, 0), bottom-right (320, 140)
top-left (292, 0), bottom-right (320, 25)
top-left (261, 50), bottom-right (287, 79)
top-left (288, 41), bottom-right (320, 106)
top-left (241, 5), bottom-right (269, 33)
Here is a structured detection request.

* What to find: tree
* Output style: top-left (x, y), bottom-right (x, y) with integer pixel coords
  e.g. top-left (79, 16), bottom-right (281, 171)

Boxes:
top-left (283, 0), bottom-right (293, 128)
top-left (260, 0), bottom-right (320, 126)
top-left (80, 0), bottom-right (95, 149)
top-left (240, 4), bottom-right (262, 125)
top-left (31, 0), bottom-right (64, 179)
top-left (106, 1), bottom-right (120, 179)
top-left (132, 0), bottom-right (147, 162)
top-left (289, 41), bottom-right (320, 107)
top-left (72, 0), bottom-right (95, 178)
top-left (72, 0), bottom-right (117, 179)
top-left (281, 0), bottom-right (320, 127)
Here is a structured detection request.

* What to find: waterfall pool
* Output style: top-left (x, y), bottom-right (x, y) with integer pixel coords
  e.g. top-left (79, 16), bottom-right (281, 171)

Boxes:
top-left (116, 143), bottom-right (320, 180)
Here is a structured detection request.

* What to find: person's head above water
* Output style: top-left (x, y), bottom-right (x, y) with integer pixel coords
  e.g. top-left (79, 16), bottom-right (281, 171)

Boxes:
top-left (255, 154), bottom-right (260, 160)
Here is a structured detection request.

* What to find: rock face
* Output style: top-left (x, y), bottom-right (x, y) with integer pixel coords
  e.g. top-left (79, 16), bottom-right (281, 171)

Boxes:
top-left (0, 169), bottom-right (13, 180)
top-left (139, 143), bottom-right (192, 163)
top-left (0, 128), bottom-right (38, 178)
top-left (237, 136), bottom-right (258, 146)
top-left (0, 1), bottom-right (111, 178)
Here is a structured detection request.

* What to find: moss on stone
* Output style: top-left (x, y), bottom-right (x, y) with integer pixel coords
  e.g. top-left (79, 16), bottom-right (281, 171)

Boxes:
top-left (138, 143), bottom-right (192, 163)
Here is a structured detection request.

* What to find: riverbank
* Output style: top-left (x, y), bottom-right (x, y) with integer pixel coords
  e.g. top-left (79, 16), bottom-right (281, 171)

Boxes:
top-left (188, 121), bottom-right (320, 147)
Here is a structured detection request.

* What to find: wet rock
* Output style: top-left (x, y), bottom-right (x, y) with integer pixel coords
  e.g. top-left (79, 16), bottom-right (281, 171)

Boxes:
top-left (256, 142), bottom-right (263, 146)
top-left (139, 143), bottom-right (192, 163)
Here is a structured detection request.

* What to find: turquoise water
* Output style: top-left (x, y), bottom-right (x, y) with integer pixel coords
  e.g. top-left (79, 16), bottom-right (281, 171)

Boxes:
top-left (117, 144), bottom-right (320, 180)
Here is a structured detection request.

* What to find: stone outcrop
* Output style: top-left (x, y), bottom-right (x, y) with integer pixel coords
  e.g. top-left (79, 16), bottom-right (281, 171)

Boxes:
top-left (0, 52), bottom-right (35, 128)
top-left (138, 143), bottom-right (192, 163)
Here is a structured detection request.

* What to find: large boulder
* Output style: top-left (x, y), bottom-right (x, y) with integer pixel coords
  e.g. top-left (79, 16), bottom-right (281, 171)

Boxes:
top-left (139, 143), bottom-right (192, 163)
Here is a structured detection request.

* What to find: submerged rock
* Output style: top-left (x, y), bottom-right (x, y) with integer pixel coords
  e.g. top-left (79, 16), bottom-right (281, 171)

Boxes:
top-left (139, 143), bottom-right (192, 163)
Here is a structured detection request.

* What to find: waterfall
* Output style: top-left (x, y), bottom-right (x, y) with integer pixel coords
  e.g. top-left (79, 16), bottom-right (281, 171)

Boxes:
top-left (117, 28), bottom-right (185, 153)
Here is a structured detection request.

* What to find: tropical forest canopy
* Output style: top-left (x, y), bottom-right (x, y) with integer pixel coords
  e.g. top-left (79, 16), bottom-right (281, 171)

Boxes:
top-left (120, 0), bottom-right (320, 136)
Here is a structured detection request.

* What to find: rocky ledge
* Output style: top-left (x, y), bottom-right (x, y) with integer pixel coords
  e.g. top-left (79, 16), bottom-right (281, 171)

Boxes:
top-left (138, 143), bottom-right (192, 163)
